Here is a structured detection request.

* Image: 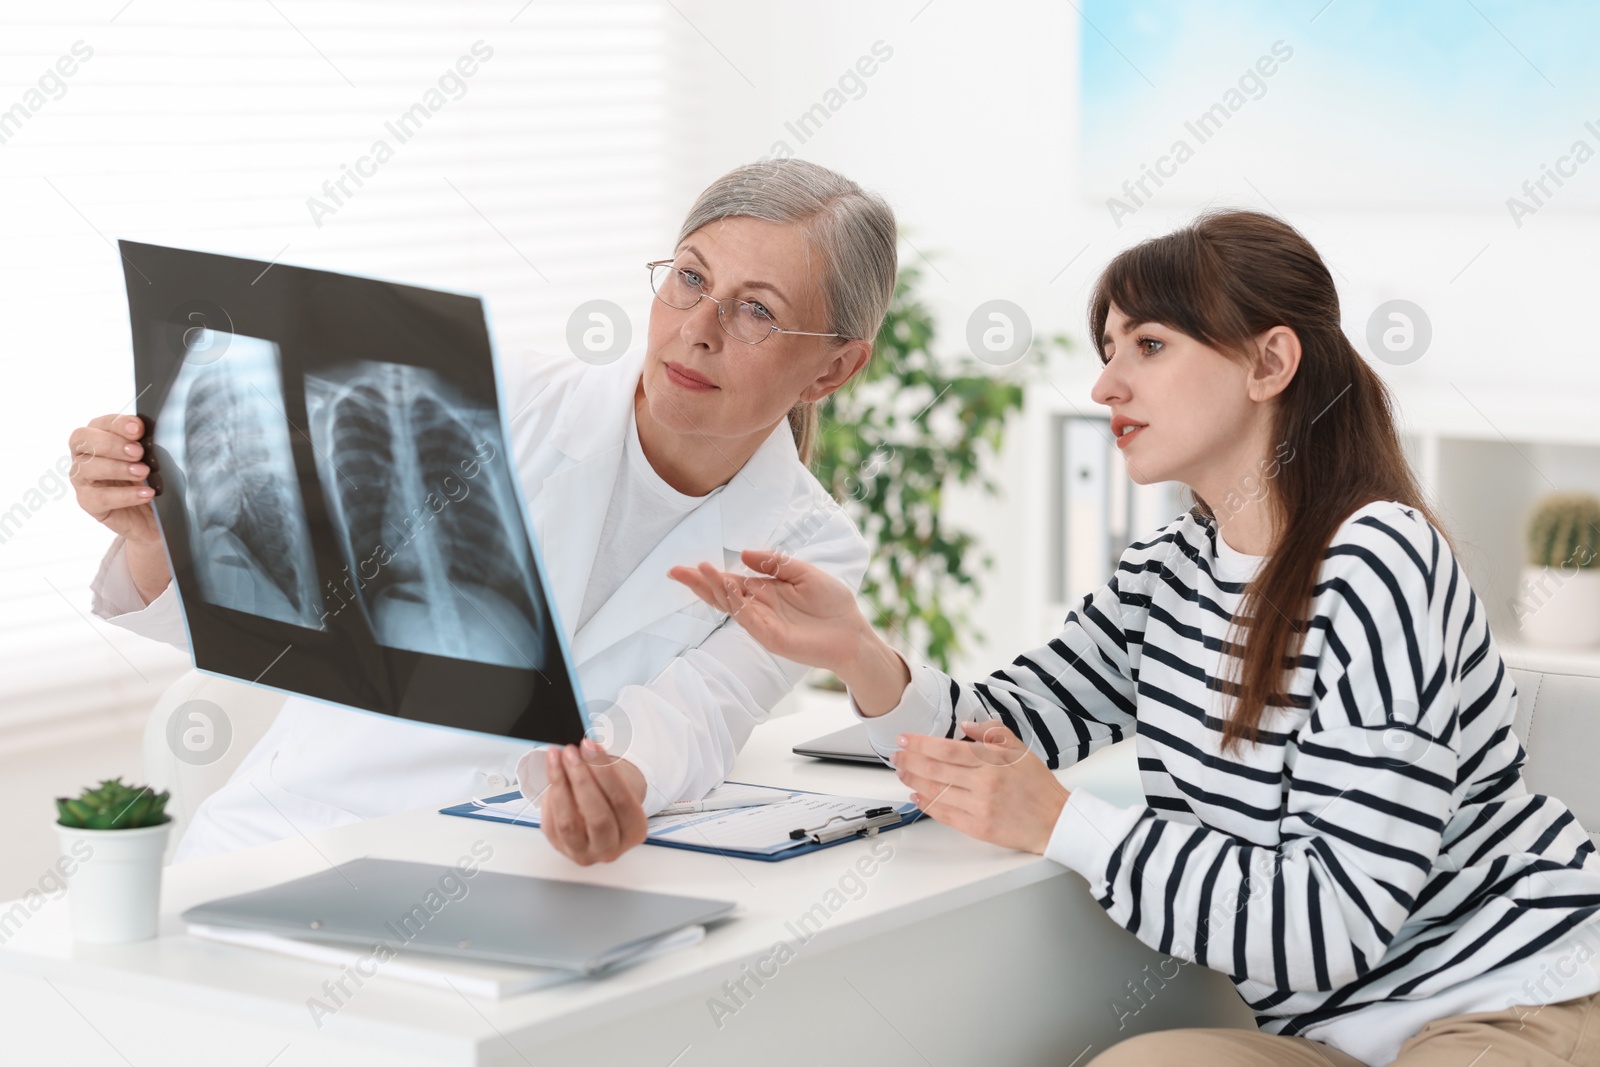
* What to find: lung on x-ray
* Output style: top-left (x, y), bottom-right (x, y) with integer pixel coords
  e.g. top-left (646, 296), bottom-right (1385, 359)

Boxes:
top-left (154, 334), bottom-right (323, 630)
top-left (121, 240), bottom-right (586, 746)
top-left (304, 361), bottom-right (545, 669)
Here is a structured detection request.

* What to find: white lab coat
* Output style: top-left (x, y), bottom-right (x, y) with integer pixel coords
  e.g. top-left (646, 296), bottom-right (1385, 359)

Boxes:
top-left (91, 352), bottom-right (868, 861)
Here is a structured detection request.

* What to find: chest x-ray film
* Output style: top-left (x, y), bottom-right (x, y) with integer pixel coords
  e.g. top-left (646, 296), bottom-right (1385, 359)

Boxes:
top-left (119, 240), bottom-right (587, 745)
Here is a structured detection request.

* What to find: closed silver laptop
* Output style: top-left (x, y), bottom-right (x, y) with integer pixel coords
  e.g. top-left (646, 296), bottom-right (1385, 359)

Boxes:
top-left (182, 857), bottom-right (734, 975)
top-left (792, 722), bottom-right (888, 765)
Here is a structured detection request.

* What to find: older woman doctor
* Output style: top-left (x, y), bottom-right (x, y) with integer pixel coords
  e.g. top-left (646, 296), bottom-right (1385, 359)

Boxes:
top-left (66, 159), bottom-right (894, 866)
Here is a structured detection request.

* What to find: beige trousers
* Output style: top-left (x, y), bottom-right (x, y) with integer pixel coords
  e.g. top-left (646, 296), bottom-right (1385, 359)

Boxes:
top-left (1087, 992), bottom-right (1599, 1066)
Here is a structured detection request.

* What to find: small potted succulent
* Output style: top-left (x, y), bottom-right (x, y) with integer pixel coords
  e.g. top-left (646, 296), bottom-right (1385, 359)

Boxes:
top-left (1517, 493), bottom-right (1600, 649)
top-left (55, 778), bottom-right (172, 943)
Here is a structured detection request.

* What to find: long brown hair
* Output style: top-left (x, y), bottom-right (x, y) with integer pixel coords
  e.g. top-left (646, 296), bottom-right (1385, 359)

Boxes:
top-left (1089, 210), bottom-right (1442, 751)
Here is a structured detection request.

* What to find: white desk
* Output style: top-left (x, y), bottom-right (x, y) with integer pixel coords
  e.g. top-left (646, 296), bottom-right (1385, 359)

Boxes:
top-left (0, 704), bottom-right (1252, 1066)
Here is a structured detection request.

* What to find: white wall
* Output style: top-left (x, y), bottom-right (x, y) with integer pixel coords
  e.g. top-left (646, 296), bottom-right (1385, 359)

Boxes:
top-left (665, 0), bottom-right (1086, 677)
top-left (6, 0), bottom-right (1591, 727)
top-left (667, 0), bottom-right (1600, 678)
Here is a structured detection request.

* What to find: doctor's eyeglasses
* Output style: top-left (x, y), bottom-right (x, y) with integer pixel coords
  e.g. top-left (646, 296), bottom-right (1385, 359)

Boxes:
top-left (646, 260), bottom-right (846, 346)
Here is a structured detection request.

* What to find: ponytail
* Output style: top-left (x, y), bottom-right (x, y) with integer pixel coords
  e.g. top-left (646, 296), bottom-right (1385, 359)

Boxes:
top-left (787, 400), bottom-right (819, 465)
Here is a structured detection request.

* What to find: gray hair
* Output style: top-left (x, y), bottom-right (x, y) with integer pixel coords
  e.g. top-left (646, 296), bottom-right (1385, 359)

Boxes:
top-left (676, 158), bottom-right (897, 464)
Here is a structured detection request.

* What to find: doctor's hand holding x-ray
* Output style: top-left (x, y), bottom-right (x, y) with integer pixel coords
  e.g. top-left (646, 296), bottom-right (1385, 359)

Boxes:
top-left (66, 414), bottom-right (166, 600)
top-left (66, 159), bottom-right (897, 866)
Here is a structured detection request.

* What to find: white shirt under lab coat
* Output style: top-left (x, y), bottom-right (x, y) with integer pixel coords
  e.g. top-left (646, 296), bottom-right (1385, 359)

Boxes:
top-left (91, 352), bottom-right (868, 861)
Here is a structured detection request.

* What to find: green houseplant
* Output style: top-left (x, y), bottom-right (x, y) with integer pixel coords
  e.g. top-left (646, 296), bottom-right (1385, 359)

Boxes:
top-left (1517, 492), bottom-right (1600, 649)
top-left (812, 262), bottom-right (1066, 672)
top-left (1526, 493), bottom-right (1600, 572)
top-left (55, 777), bottom-right (173, 943)
top-left (57, 778), bottom-right (171, 831)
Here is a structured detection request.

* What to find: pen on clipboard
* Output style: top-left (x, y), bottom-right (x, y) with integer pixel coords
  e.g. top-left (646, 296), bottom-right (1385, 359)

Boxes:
top-left (789, 806), bottom-right (900, 845)
top-left (656, 794), bottom-right (796, 816)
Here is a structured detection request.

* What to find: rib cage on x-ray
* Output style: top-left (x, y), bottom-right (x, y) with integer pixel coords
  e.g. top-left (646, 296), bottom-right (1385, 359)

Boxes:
top-left (154, 333), bottom-right (324, 630)
top-left (306, 361), bottom-right (546, 670)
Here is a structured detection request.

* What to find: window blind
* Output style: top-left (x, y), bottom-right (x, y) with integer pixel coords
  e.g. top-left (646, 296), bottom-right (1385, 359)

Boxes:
top-left (0, 0), bottom-right (668, 748)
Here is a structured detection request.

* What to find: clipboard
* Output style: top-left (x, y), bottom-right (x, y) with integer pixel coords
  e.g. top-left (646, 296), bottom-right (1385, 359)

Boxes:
top-left (439, 782), bottom-right (922, 862)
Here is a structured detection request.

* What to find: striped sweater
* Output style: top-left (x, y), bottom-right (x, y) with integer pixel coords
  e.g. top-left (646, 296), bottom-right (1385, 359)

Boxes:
top-left (859, 501), bottom-right (1600, 1053)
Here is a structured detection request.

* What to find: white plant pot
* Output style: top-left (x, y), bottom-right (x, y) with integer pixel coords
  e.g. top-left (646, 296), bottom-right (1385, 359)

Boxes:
top-left (1517, 565), bottom-right (1600, 649)
top-left (55, 820), bottom-right (172, 943)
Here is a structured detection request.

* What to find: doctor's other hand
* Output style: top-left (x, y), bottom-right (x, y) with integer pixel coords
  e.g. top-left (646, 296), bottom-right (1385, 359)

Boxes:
top-left (668, 549), bottom-right (912, 716)
top-left (538, 741), bottom-right (650, 865)
top-left (67, 414), bottom-right (172, 605)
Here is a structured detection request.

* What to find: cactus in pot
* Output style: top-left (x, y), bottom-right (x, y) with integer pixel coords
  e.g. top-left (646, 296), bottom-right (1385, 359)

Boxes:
top-left (56, 778), bottom-right (170, 831)
top-left (54, 777), bottom-right (174, 943)
top-left (1517, 492), bottom-right (1600, 649)
top-left (1526, 493), bottom-right (1600, 571)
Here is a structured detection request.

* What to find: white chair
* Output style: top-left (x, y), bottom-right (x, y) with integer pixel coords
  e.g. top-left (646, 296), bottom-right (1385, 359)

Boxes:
top-left (1504, 650), bottom-right (1600, 847)
top-left (142, 649), bottom-right (1600, 860)
top-left (140, 670), bottom-right (289, 861)
top-left (1049, 650), bottom-right (1600, 849)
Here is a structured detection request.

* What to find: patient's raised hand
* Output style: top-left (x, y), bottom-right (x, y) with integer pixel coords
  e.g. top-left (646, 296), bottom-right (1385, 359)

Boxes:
top-left (668, 549), bottom-right (866, 674)
top-left (670, 549), bottom-right (912, 716)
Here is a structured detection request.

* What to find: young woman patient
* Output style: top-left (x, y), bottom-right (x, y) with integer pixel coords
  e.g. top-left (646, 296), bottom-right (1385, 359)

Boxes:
top-left (673, 211), bottom-right (1600, 1066)
top-left (67, 158), bottom-right (894, 868)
